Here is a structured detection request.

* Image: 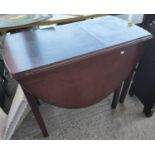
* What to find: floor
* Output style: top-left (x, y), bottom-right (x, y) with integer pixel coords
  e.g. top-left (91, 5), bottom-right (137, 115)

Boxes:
top-left (12, 93), bottom-right (155, 140)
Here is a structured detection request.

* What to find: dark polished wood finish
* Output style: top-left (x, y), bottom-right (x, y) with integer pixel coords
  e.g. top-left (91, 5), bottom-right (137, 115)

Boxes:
top-left (2, 16), bottom-right (152, 136)
top-left (14, 43), bottom-right (148, 109)
top-left (119, 71), bottom-right (134, 104)
top-left (23, 88), bottom-right (49, 137)
top-left (111, 84), bottom-right (122, 109)
top-left (3, 16), bottom-right (151, 78)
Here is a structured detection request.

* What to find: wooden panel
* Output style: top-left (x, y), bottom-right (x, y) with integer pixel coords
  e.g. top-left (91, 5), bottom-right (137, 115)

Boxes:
top-left (19, 43), bottom-right (145, 108)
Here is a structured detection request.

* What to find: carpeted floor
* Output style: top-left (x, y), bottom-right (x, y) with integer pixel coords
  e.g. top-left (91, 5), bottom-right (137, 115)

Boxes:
top-left (12, 94), bottom-right (155, 140)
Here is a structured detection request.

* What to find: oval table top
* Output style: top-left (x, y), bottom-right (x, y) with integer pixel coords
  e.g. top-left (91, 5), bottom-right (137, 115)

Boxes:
top-left (3, 16), bottom-right (152, 79)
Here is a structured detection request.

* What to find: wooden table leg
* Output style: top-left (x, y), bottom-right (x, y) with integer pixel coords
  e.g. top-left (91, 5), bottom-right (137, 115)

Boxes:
top-left (128, 82), bottom-right (135, 97)
top-left (119, 72), bottom-right (134, 104)
top-left (111, 84), bottom-right (122, 109)
top-left (22, 88), bottom-right (49, 137)
top-left (143, 103), bottom-right (154, 117)
top-left (35, 97), bottom-right (41, 106)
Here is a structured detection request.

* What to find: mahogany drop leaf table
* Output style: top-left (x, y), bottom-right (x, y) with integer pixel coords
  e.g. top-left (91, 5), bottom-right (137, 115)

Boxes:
top-left (2, 16), bottom-right (152, 137)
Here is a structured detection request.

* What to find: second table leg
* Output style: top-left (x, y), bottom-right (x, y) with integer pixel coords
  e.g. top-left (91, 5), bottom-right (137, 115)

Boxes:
top-left (111, 84), bottom-right (122, 109)
top-left (119, 72), bottom-right (134, 104)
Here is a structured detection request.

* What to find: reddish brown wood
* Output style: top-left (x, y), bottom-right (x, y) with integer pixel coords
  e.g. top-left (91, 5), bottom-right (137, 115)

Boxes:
top-left (18, 42), bottom-right (146, 108)
top-left (119, 71), bottom-right (134, 104)
top-left (111, 84), bottom-right (122, 109)
top-left (3, 16), bottom-right (152, 80)
top-left (22, 88), bottom-right (49, 137)
top-left (2, 16), bottom-right (152, 136)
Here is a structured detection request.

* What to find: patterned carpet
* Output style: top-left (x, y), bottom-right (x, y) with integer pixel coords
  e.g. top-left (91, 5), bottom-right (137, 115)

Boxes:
top-left (12, 94), bottom-right (155, 140)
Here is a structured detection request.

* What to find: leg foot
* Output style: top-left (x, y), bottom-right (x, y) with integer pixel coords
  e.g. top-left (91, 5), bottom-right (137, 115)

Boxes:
top-left (143, 106), bottom-right (154, 117)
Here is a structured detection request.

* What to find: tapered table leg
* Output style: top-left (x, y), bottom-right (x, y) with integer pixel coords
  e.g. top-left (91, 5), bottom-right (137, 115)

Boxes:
top-left (35, 97), bottom-right (41, 106)
top-left (22, 88), bottom-right (49, 137)
top-left (128, 81), bottom-right (135, 97)
top-left (111, 84), bottom-right (122, 109)
top-left (119, 72), bottom-right (134, 104)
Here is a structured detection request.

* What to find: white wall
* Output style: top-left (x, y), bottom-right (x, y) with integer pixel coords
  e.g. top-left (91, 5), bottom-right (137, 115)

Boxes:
top-left (116, 14), bottom-right (144, 24)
